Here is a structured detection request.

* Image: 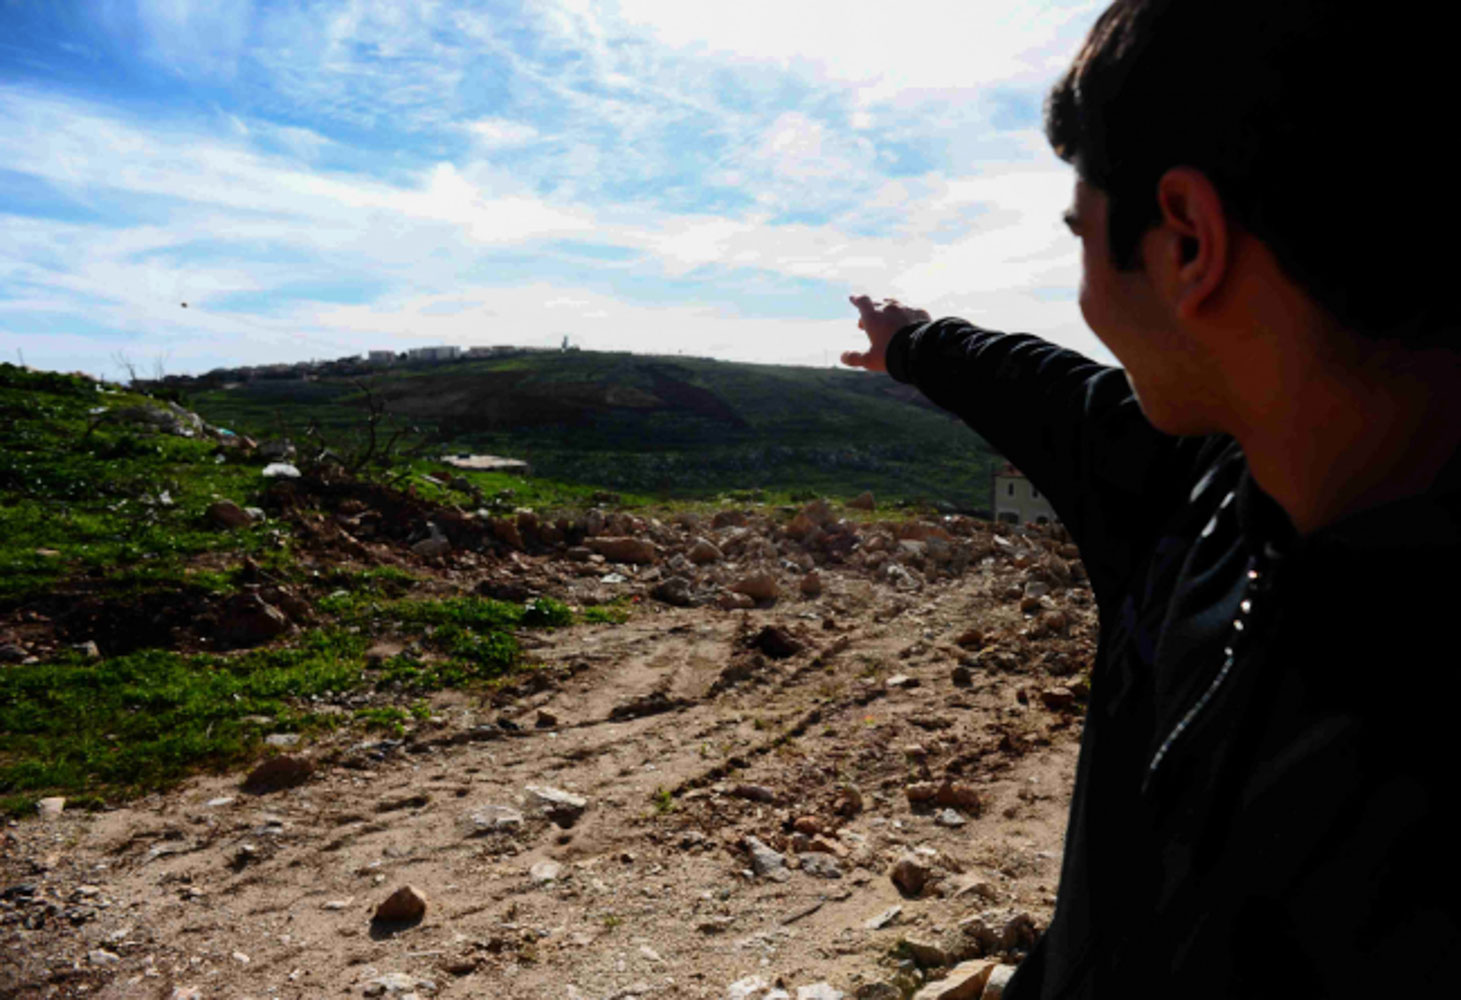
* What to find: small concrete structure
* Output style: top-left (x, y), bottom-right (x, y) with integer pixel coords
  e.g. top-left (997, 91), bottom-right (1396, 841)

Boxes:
top-left (992, 463), bottom-right (1057, 526)
top-left (442, 453), bottom-right (531, 475)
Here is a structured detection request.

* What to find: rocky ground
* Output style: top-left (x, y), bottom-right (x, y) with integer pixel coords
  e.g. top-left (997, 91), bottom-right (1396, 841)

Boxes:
top-left (1, 497), bottom-right (1095, 1000)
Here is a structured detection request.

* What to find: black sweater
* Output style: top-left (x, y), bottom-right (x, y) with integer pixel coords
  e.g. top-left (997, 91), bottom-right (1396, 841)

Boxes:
top-left (887, 318), bottom-right (1461, 998)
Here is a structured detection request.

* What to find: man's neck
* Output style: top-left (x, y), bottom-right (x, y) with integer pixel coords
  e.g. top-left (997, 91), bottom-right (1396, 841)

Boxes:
top-left (1232, 344), bottom-right (1461, 537)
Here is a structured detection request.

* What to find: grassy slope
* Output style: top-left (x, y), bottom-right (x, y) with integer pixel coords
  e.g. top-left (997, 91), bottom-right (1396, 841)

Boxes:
top-left (0, 364), bottom-right (616, 815)
top-left (188, 351), bottom-right (999, 511)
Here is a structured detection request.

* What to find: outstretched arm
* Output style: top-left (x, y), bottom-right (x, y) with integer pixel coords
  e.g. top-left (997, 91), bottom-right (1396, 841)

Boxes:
top-left (845, 295), bottom-right (1224, 607)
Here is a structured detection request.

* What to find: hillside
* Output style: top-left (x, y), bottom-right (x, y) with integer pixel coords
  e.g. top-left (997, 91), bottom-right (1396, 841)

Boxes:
top-left (184, 352), bottom-right (1001, 511)
top-left (0, 363), bottom-right (1094, 1000)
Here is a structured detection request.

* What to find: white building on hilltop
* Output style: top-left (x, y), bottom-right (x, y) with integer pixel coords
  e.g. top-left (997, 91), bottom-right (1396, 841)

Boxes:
top-left (407, 346), bottom-right (461, 362)
top-left (993, 463), bottom-right (1058, 526)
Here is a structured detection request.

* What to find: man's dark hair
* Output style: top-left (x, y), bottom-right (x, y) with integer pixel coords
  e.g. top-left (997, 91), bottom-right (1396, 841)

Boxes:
top-left (1045, 1), bottom-right (1454, 347)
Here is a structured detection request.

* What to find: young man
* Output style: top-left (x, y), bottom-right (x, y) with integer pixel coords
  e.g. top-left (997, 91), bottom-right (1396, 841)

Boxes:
top-left (843, 2), bottom-right (1461, 995)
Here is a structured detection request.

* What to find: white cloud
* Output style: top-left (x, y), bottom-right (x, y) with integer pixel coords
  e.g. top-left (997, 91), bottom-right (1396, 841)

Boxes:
top-left (467, 118), bottom-right (541, 147)
top-left (2, 1), bottom-right (1120, 378)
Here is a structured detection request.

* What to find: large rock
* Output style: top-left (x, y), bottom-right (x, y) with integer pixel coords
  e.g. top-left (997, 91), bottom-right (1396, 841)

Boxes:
top-left (372, 884), bottom-right (428, 923)
top-left (587, 536), bottom-right (657, 564)
top-left (911, 961), bottom-right (999, 1000)
top-left (847, 491), bottom-right (876, 511)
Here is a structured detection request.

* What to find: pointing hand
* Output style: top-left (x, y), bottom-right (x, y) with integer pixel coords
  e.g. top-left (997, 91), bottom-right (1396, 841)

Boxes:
top-left (842, 295), bottom-right (930, 372)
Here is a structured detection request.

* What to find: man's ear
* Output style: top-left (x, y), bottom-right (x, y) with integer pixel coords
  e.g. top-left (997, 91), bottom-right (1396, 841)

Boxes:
top-left (1153, 167), bottom-right (1229, 320)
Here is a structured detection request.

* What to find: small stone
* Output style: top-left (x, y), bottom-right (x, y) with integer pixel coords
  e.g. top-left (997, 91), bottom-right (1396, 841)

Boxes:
top-left (535, 710), bottom-right (558, 728)
top-left (652, 576), bottom-right (696, 607)
top-left (526, 785), bottom-right (588, 826)
top-left (792, 816), bottom-right (823, 835)
top-left (864, 905), bottom-right (902, 930)
top-left (902, 936), bottom-right (953, 968)
top-left (169, 988), bottom-right (203, 1000)
top-left (832, 786), bottom-right (863, 817)
top-left (847, 491), bottom-right (875, 511)
top-left (890, 856), bottom-right (931, 897)
top-left (905, 782), bottom-right (940, 804)
top-left (745, 837), bottom-right (791, 882)
top-left (910, 960), bottom-right (998, 1000)
top-left (981, 966), bottom-right (1017, 1000)
top-left (322, 897), bottom-right (354, 910)
top-left (261, 462), bottom-right (301, 479)
top-left (587, 536), bottom-right (657, 564)
top-left (88, 949), bottom-right (120, 965)
top-left (854, 986), bottom-right (900, 1000)
top-left (732, 783), bottom-right (778, 803)
top-left (264, 733), bottom-right (300, 748)
top-left (468, 804), bottom-right (525, 834)
top-left (952, 875), bottom-right (1000, 903)
top-left (232, 951), bottom-right (250, 964)
top-left (639, 945), bottom-right (662, 963)
top-left (796, 985), bottom-right (843, 1000)
top-left (364, 972), bottom-right (421, 996)
top-left (207, 499), bottom-right (253, 529)
top-left (935, 782), bottom-right (983, 814)
top-left (799, 571), bottom-right (823, 597)
top-left (751, 625), bottom-right (801, 659)
top-left (732, 572), bottom-right (779, 602)
top-left (935, 808), bottom-right (967, 827)
top-left (688, 538), bottom-right (724, 564)
top-left (950, 663), bottom-right (974, 687)
top-left (530, 860), bottom-right (563, 883)
top-left (372, 885), bottom-right (428, 923)
top-left (728, 977), bottom-right (770, 1000)
top-left (411, 523), bottom-right (451, 558)
top-left (36, 796), bottom-right (65, 819)
top-left (206, 796), bottom-right (235, 807)
top-left (799, 853), bottom-right (842, 879)
top-left (886, 674), bottom-right (919, 689)
top-left (717, 591), bottom-right (757, 610)
top-left (218, 593), bottom-right (291, 647)
top-left (1039, 687), bottom-right (1077, 711)
top-left (241, 755), bottom-right (313, 794)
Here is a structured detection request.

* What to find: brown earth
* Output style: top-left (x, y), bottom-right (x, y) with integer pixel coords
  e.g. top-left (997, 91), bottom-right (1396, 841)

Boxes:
top-left (0, 497), bottom-right (1094, 1000)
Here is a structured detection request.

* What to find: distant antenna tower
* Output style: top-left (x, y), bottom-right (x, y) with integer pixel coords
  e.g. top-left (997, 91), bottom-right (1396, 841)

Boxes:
top-left (561, 335), bottom-right (570, 352)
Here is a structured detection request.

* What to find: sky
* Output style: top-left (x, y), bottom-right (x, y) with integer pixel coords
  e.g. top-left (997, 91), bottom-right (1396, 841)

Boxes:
top-left (0, 0), bottom-right (1116, 379)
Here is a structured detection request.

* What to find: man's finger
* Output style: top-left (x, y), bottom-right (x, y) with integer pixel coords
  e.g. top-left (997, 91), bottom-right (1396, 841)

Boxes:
top-left (849, 294), bottom-right (878, 322)
top-left (841, 350), bottom-right (865, 367)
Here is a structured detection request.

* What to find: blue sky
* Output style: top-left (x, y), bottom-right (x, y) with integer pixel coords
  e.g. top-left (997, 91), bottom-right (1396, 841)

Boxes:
top-left (0, 0), bottom-right (1113, 378)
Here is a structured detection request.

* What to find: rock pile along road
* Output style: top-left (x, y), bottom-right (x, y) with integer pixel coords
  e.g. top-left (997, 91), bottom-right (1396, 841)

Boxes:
top-left (1, 495), bottom-right (1094, 1000)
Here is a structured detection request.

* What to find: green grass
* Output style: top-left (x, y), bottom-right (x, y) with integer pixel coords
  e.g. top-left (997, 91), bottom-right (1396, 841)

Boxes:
top-left (0, 364), bottom-right (645, 817)
top-left (0, 363), bottom-right (283, 603)
top-left (0, 630), bottom-right (363, 811)
top-left (0, 595), bottom-right (586, 813)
